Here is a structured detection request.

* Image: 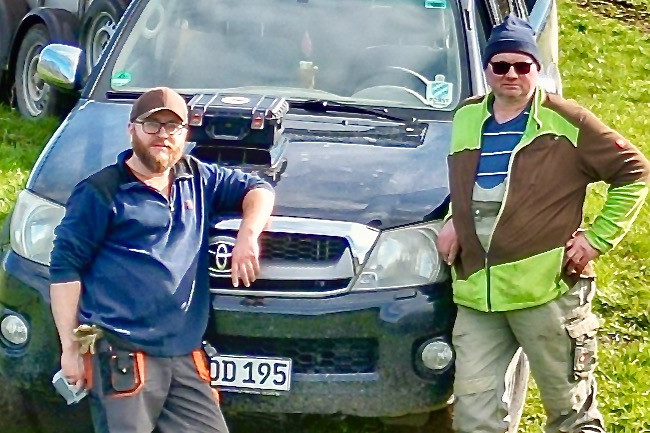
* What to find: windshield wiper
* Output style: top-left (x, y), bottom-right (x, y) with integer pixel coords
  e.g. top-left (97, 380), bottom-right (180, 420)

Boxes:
top-left (106, 92), bottom-right (416, 123)
top-left (290, 99), bottom-right (417, 123)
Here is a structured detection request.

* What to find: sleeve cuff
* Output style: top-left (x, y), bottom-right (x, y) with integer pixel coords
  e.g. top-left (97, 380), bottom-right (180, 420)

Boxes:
top-left (246, 183), bottom-right (275, 195)
top-left (583, 230), bottom-right (612, 254)
top-left (49, 268), bottom-right (82, 284)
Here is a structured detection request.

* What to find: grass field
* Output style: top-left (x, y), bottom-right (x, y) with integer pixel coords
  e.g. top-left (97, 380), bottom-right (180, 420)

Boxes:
top-left (0, 0), bottom-right (648, 431)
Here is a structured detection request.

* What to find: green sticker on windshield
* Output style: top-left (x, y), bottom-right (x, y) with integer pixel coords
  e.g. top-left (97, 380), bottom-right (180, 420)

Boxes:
top-left (111, 71), bottom-right (132, 87)
top-left (425, 0), bottom-right (446, 8)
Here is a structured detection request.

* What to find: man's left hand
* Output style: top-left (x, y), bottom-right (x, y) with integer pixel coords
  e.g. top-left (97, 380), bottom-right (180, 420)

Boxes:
top-left (564, 231), bottom-right (600, 275)
top-left (231, 234), bottom-right (261, 288)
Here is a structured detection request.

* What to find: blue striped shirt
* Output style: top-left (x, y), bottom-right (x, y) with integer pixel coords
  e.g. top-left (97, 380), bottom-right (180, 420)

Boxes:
top-left (476, 108), bottom-right (530, 188)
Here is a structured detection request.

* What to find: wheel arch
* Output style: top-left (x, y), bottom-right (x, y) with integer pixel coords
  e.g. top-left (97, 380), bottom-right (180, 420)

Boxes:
top-left (7, 8), bottom-right (80, 89)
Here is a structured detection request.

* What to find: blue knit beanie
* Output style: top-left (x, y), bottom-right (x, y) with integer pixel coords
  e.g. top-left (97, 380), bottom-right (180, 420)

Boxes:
top-left (482, 15), bottom-right (541, 69)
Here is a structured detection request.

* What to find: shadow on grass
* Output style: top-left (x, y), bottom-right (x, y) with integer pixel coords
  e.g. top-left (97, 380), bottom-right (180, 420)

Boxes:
top-left (229, 413), bottom-right (391, 433)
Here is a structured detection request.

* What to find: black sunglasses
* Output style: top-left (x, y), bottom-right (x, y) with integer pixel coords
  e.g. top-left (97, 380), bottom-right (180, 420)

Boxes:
top-left (489, 61), bottom-right (535, 75)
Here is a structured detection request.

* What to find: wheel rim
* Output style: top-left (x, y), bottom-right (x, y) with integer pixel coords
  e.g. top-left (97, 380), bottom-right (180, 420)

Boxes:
top-left (86, 12), bottom-right (117, 71)
top-left (21, 41), bottom-right (50, 117)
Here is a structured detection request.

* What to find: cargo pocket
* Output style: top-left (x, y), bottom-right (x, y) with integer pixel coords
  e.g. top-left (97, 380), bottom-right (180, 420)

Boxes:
top-left (191, 349), bottom-right (220, 405)
top-left (565, 313), bottom-right (599, 381)
top-left (100, 349), bottom-right (146, 398)
top-left (191, 349), bottom-right (211, 383)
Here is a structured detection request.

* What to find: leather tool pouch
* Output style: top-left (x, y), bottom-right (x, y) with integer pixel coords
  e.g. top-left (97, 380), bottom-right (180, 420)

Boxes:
top-left (110, 350), bottom-right (140, 392)
top-left (98, 347), bottom-right (144, 396)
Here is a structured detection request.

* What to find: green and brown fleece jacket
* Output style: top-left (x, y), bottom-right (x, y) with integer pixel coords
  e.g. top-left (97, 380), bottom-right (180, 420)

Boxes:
top-left (448, 88), bottom-right (649, 312)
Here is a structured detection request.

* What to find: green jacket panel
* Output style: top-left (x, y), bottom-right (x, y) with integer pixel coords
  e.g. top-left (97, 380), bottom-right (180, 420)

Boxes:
top-left (448, 88), bottom-right (650, 312)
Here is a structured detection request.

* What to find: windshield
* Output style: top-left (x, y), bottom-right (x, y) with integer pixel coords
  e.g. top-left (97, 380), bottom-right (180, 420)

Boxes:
top-left (110, 0), bottom-right (467, 111)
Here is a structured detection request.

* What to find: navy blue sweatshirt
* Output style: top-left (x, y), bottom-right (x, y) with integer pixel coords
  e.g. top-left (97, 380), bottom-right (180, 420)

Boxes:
top-left (50, 150), bottom-right (272, 356)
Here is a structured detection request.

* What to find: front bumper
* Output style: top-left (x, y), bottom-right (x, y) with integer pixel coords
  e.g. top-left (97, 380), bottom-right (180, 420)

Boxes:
top-left (210, 285), bottom-right (456, 418)
top-left (0, 250), bottom-right (60, 394)
top-left (0, 249), bottom-right (456, 420)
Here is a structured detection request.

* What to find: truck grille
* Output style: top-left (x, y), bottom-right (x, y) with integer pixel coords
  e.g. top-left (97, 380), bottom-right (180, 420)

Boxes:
top-left (215, 336), bottom-right (378, 374)
top-left (211, 231), bottom-right (348, 262)
top-left (210, 278), bottom-right (351, 293)
top-left (261, 232), bottom-right (347, 262)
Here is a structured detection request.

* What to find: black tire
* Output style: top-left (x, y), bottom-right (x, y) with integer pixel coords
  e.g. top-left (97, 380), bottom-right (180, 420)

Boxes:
top-left (80, 0), bottom-right (128, 76)
top-left (15, 24), bottom-right (74, 119)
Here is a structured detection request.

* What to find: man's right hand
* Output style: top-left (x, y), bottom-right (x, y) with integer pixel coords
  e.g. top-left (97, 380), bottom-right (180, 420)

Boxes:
top-left (61, 347), bottom-right (85, 391)
top-left (437, 219), bottom-right (459, 265)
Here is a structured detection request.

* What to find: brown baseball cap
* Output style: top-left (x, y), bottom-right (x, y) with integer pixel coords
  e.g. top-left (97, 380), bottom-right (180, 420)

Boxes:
top-left (129, 87), bottom-right (188, 123)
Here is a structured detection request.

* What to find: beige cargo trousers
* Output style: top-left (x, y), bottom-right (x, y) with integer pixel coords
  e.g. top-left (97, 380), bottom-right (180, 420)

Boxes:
top-left (452, 278), bottom-right (605, 433)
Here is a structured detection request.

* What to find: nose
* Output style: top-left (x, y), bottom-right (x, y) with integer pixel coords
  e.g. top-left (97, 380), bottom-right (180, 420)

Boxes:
top-left (155, 128), bottom-right (171, 138)
top-left (504, 66), bottom-right (519, 79)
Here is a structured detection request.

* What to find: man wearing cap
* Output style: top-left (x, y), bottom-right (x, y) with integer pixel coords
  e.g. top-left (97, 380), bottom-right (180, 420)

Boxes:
top-left (49, 87), bottom-right (275, 433)
top-left (436, 15), bottom-right (649, 433)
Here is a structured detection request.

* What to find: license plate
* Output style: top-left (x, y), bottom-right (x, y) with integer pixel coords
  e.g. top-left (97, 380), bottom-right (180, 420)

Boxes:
top-left (210, 355), bottom-right (292, 392)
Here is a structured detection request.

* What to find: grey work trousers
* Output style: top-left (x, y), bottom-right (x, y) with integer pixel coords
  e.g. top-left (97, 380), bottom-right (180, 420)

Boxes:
top-left (452, 279), bottom-right (605, 433)
top-left (88, 341), bottom-right (228, 433)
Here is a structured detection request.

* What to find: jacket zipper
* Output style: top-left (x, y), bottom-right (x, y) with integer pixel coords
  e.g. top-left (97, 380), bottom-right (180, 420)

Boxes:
top-left (484, 134), bottom-right (537, 311)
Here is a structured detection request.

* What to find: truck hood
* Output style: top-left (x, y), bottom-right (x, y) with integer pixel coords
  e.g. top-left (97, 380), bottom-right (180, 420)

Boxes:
top-left (29, 101), bottom-right (450, 229)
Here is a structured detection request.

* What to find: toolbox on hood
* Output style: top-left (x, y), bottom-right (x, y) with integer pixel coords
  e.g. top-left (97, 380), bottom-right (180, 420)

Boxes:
top-left (187, 93), bottom-right (289, 149)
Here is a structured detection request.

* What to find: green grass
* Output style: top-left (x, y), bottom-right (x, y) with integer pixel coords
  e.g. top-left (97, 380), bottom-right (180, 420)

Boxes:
top-left (0, 107), bottom-right (58, 227)
top-left (1, 0), bottom-right (649, 431)
top-left (520, 1), bottom-right (650, 431)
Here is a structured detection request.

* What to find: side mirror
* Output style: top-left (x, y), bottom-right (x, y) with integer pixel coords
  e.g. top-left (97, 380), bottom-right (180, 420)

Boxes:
top-left (37, 44), bottom-right (83, 91)
top-left (538, 63), bottom-right (563, 96)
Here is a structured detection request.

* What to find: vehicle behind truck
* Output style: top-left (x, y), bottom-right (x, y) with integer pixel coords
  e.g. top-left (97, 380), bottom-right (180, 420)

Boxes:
top-left (0, 0), bottom-right (560, 431)
top-left (0, 0), bottom-right (131, 119)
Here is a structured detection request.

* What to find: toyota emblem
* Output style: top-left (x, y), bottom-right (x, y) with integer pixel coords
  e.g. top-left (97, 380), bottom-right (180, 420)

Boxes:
top-left (210, 236), bottom-right (236, 275)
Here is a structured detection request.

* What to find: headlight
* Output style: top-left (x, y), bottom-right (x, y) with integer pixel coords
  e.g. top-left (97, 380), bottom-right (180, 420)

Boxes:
top-left (10, 190), bottom-right (65, 266)
top-left (420, 340), bottom-right (454, 370)
top-left (0, 314), bottom-right (29, 346)
top-left (351, 221), bottom-right (447, 291)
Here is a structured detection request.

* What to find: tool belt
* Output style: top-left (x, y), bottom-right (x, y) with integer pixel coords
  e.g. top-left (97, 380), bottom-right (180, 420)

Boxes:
top-left (73, 324), bottom-right (145, 395)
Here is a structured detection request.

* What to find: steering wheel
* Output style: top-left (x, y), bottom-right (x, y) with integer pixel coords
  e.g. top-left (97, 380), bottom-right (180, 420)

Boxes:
top-left (142, 2), bottom-right (165, 39)
top-left (351, 85), bottom-right (429, 106)
top-left (351, 66), bottom-right (430, 104)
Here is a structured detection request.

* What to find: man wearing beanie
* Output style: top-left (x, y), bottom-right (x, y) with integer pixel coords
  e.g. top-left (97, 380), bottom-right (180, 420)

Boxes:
top-left (49, 87), bottom-right (275, 432)
top-left (437, 14), bottom-right (649, 433)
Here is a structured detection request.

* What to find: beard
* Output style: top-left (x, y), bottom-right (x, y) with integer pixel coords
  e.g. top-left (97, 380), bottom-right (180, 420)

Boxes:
top-left (131, 134), bottom-right (183, 173)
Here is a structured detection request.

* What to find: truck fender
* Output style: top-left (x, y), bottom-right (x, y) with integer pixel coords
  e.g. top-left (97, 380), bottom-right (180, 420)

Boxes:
top-left (0, 0), bottom-right (30, 70)
top-left (8, 7), bottom-right (80, 82)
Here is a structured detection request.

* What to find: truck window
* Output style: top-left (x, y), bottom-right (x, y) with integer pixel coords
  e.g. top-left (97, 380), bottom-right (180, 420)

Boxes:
top-left (109, 0), bottom-right (468, 111)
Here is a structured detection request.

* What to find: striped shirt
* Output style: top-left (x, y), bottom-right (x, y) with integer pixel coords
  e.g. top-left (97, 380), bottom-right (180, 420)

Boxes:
top-left (475, 107), bottom-right (530, 189)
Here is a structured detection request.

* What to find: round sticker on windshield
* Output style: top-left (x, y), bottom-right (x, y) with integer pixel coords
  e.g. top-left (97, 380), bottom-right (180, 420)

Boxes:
top-left (221, 96), bottom-right (250, 105)
top-left (111, 71), bottom-right (132, 87)
top-left (426, 80), bottom-right (453, 108)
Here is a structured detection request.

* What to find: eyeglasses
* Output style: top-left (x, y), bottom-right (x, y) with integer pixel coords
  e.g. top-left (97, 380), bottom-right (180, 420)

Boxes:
top-left (489, 61), bottom-right (535, 75)
top-left (135, 120), bottom-right (187, 135)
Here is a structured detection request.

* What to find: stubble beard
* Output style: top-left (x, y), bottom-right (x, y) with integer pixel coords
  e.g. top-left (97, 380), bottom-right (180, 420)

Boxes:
top-left (131, 135), bottom-right (182, 174)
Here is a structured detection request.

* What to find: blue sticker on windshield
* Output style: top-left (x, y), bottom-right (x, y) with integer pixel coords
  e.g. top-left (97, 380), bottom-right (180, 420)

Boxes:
top-left (425, 0), bottom-right (447, 8)
top-left (427, 77), bottom-right (453, 108)
top-left (111, 71), bottom-right (132, 87)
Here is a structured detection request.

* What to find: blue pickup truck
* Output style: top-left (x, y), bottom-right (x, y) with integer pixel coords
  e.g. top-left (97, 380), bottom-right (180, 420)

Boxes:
top-left (0, 0), bottom-right (560, 432)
